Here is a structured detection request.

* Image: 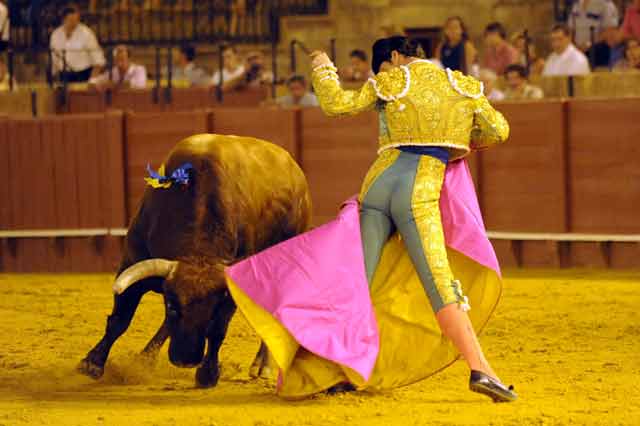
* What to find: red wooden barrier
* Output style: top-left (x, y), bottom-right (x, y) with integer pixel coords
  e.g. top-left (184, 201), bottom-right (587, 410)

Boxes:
top-left (124, 110), bottom-right (210, 219)
top-left (211, 108), bottom-right (300, 160)
top-left (300, 108), bottom-right (378, 224)
top-left (483, 101), bottom-right (568, 233)
top-left (568, 98), bottom-right (640, 234)
top-left (0, 116), bottom-right (8, 229)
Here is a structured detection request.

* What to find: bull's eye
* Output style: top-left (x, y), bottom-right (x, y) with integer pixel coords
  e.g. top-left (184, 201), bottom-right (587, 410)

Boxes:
top-left (166, 301), bottom-right (180, 318)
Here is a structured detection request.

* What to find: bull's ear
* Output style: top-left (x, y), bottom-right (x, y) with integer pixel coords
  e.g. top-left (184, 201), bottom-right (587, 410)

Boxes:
top-left (113, 259), bottom-right (178, 294)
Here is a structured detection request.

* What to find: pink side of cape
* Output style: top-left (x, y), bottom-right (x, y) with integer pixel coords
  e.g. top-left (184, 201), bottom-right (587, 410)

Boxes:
top-left (227, 159), bottom-right (500, 381)
top-left (440, 160), bottom-right (502, 277)
top-left (227, 199), bottom-right (379, 381)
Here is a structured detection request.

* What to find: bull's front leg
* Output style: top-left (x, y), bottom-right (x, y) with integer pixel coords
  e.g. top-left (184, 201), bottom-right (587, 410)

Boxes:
top-left (78, 278), bottom-right (161, 379)
top-left (195, 293), bottom-right (236, 388)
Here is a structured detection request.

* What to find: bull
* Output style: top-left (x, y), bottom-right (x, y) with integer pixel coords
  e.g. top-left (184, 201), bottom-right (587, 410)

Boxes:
top-left (77, 134), bottom-right (312, 387)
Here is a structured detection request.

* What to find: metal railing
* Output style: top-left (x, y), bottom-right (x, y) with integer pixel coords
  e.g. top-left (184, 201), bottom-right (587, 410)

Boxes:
top-left (8, 0), bottom-right (328, 51)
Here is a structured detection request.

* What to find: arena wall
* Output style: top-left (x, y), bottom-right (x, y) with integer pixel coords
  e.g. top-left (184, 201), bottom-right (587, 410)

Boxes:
top-left (1, 99), bottom-right (639, 273)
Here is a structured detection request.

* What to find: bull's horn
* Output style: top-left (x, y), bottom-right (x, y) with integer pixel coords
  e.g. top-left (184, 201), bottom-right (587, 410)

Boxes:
top-left (113, 259), bottom-right (178, 295)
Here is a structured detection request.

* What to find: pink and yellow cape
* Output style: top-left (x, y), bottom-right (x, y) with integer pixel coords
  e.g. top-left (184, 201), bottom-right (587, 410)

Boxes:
top-left (225, 159), bottom-right (502, 399)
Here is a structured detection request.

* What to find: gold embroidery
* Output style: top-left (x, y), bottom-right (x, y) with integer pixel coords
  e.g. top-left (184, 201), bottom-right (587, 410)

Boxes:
top-left (470, 97), bottom-right (510, 151)
top-left (411, 156), bottom-right (457, 305)
top-left (311, 61), bottom-right (509, 160)
top-left (358, 149), bottom-right (400, 203)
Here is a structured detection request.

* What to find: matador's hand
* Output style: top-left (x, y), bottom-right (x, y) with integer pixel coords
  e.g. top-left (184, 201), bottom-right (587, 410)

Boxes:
top-left (310, 51), bottom-right (332, 69)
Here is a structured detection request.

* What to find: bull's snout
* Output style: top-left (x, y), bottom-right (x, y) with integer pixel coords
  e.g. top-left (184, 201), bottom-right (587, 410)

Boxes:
top-left (168, 333), bottom-right (206, 368)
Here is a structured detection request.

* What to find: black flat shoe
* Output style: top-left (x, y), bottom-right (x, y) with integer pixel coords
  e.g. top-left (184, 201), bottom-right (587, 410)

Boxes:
top-left (469, 370), bottom-right (518, 403)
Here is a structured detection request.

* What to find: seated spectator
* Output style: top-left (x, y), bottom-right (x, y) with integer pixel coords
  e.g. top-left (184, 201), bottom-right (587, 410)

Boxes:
top-left (543, 24), bottom-right (591, 76)
top-left (0, 0), bottom-right (9, 52)
top-left (341, 49), bottom-right (374, 81)
top-left (0, 59), bottom-right (17, 91)
top-left (568, 0), bottom-right (619, 51)
top-left (478, 68), bottom-right (504, 102)
top-left (244, 50), bottom-right (274, 88)
top-left (275, 75), bottom-right (318, 108)
top-left (622, 0), bottom-right (640, 40)
top-left (89, 45), bottom-right (147, 91)
top-left (613, 38), bottom-right (640, 71)
top-left (50, 4), bottom-right (105, 82)
top-left (511, 31), bottom-right (545, 76)
top-left (482, 22), bottom-right (519, 75)
top-left (504, 64), bottom-right (544, 100)
top-left (435, 16), bottom-right (477, 74)
top-left (212, 44), bottom-right (246, 91)
top-left (174, 45), bottom-right (213, 87)
top-left (587, 28), bottom-right (626, 70)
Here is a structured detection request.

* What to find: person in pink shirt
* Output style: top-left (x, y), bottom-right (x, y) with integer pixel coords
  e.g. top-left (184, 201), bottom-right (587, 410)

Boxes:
top-left (622, 0), bottom-right (640, 40)
top-left (89, 45), bottom-right (147, 91)
top-left (482, 22), bottom-right (519, 75)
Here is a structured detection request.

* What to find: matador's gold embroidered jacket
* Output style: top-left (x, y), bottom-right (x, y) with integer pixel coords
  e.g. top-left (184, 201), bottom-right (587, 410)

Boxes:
top-left (311, 59), bottom-right (509, 160)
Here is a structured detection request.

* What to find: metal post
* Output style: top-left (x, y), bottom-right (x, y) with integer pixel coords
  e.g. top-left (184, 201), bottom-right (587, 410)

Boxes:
top-left (61, 49), bottom-right (68, 107)
top-left (216, 45), bottom-right (223, 102)
top-left (588, 26), bottom-right (596, 67)
top-left (106, 48), bottom-right (113, 106)
top-left (166, 46), bottom-right (173, 105)
top-left (330, 38), bottom-right (336, 63)
top-left (568, 75), bottom-right (574, 98)
top-left (46, 49), bottom-right (53, 87)
top-left (271, 38), bottom-right (278, 99)
top-left (153, 46), bottom-right (160, 104)
top-left (290, 39), bottom-right (296, 74)
top-left (7, 48), bottom-right (14, 92)
top-left (523, 29), bottom-right (531, 75)
top-left (31, 90), bottom-right (38, 117)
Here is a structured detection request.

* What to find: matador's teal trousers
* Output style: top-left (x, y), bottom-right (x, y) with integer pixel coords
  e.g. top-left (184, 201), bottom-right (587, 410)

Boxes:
top-left (358, 149), bottom-right (466, 313)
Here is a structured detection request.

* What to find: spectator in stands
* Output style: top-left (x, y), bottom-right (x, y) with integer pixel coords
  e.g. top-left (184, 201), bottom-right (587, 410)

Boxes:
top-left (0, 59), bottom-right (17, 91)
top-left (568, 0), bottom-right (619, 51)
top-left (341, 49), bottom-right (374, 82)
top-left (503, 64), bottom-right (544, 100)
top-left (0, 1), bottom-right (9, 52)
top-left (543, 24), bottom-right (591, 76)
top-left (478, 68), bottom-right (504, 102)
top-left (50, 5), bottom-right (105, 83)
top-left (275, 75), bottom-right (318, 108)
top-left (435, 16), bottom-right (477, 74)
top-left (622, 0), bottom-right (640, 40)
top-left (175, 45), bottom-right (213, 87)
top-left (482, 22), bottom-right (519, 76)
top-left (244, 50), bottom-right (274, 88)
top-left (587, 27), bottom-right (626, 70)
top-left (212, 44), bottom-right (246, 91)
top-left (89, 45), bottom-right (147, 91)
top-left (511, 31), bottom-right (545, 76)
top-left (613, 38), bottom-right (640, 71)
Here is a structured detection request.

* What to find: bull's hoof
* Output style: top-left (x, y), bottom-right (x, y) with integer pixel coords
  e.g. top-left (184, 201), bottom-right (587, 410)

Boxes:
top-left (195, 365), bottom-right (219, 388)
top-left (249, 363), bottom-right (273, 379)
top-left (77, 358), bottom-right (105, 379)
top-left (249, 363), bottom-right (261, 379)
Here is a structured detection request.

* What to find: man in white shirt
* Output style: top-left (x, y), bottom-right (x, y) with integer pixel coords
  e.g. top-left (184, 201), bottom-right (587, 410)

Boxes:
top-left (569, 0), bottom-right (619, 51)
top-left (211, 44), bottom-right (245, 91)
top-left (478, 68), bottom-right (505, 102)
top-left (0, 1), bottom-right (9, 52)
top-left (543, 24), bottom-right (591, 76)
top-left (89, 45), bottom-right (147, 91)
top-left (50, 5), bottom-right (105, 82)
top-left (275, 75), bottom-right (318, 108)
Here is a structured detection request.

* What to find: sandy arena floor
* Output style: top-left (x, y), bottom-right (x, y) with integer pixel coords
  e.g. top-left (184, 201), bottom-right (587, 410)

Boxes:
top-left (0, 270), bottom-right (639, 426)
